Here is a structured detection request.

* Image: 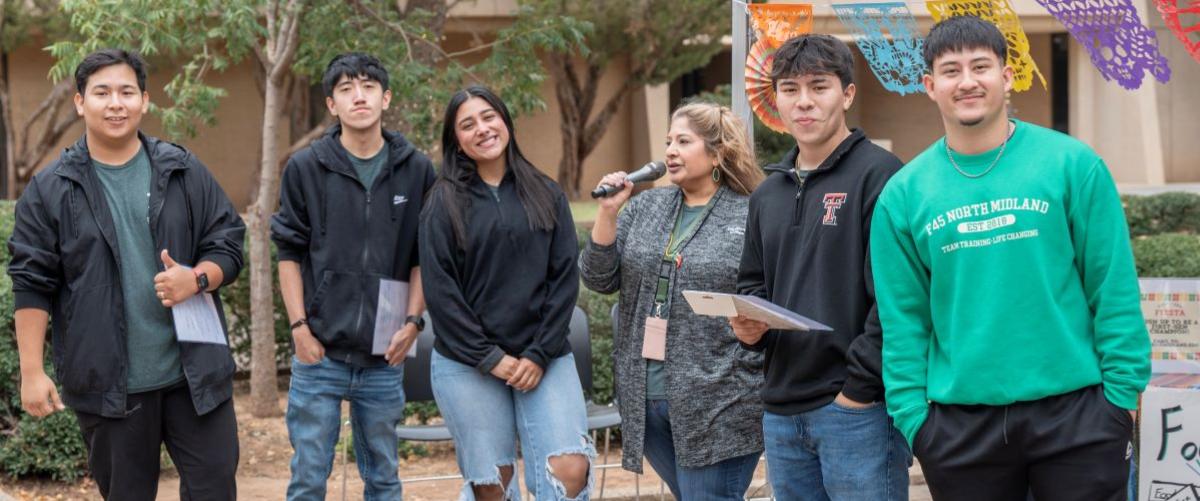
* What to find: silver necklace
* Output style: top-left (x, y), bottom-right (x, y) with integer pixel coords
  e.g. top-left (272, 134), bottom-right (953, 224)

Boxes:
top-left (946, 121), bottom-right (1014, 179)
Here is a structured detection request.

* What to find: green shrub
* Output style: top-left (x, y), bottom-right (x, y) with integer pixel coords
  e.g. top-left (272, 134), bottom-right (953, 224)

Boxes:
top-left (1132, 233), bottom-right (1200, 278)
top-left (0, 410), bottom-right (89, 481)
top-left (0, 201), bottom-right (89, 482)
top-left (1123, 192), bottom-right (1200, 237)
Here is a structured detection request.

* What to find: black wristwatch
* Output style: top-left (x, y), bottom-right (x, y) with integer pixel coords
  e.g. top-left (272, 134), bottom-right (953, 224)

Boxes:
top-left (405, 315), bottom-right (425, 331)
top-left (193, 269), bottom-right (210, 293)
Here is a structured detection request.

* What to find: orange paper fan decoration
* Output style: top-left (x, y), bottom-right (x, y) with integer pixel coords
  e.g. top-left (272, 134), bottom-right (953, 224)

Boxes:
top-left (745, 39), bottom-right (788, 133)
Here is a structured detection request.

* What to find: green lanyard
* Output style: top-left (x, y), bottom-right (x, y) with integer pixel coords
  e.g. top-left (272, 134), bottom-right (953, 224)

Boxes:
top-left (652, 192), bottom-right (719, 317)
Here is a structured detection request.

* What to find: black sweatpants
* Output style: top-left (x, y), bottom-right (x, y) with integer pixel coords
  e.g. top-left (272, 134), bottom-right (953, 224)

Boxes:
top-left (914, 384), bottom-right (1133, 501)
top-left (74, 381), bottom-right (239, 501)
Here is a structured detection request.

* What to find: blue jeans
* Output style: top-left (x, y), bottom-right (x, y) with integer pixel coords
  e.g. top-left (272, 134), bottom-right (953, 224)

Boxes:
top-left (763, 400), bottom-right (911, 501)
top-left (431, 350), bottom-right (596, 500)
top-left (285, 356), bottom-right (406, 501)
top-left (643, 399), bottom-right (760, 500)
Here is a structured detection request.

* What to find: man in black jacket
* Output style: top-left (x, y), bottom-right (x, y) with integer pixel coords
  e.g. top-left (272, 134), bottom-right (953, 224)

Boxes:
top-left (271, 53), bottom-right (435, 500)
top-left (732, 35), bottom-right (909, 500)
top-left (9, 49), bottom-right (244, 500)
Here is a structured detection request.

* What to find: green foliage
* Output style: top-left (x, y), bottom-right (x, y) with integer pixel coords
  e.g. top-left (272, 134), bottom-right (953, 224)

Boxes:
top-left (0, 411), bottom-right (89, 481)
top-left (0, 0), bottom-right (71, 53)
top-left (526, 0), bottom-right (726, 87)
top-left (289, 1), bottom-right (588, 152)
top-left (1122, 192), bottom-right (1200, 238)
top-left (688, 84), bottom-right (795, 166)
top-left (0, 201), bottom-right (89, 482)
top-left (47, 0), bottom-right (263, 140)
top-left (1133, 233), bottom-right (1200, 278)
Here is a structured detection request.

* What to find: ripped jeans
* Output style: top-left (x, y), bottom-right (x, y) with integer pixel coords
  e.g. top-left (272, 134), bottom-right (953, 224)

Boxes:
top-left (432, 350), bottom-right (596, 500)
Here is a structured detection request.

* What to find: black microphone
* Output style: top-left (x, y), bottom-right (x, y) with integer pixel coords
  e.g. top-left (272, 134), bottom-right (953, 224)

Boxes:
top-left (590, 161), bottom-right (667, 198)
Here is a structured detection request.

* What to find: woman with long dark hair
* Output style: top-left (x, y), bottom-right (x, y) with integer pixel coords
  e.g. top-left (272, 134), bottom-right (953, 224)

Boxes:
top-left (420, 86), bottom-right (593, 501)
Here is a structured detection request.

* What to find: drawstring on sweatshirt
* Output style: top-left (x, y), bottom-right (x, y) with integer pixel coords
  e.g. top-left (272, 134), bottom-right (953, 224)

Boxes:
top-left (1002, 406), bottom-right (1010, 445)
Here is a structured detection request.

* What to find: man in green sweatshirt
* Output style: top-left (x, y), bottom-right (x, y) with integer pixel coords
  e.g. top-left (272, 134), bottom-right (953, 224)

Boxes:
top-left (870, 15), bottom-right (1150, 500)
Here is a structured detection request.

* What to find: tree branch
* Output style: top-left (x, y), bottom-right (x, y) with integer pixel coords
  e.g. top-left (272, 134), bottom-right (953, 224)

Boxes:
top-left (581, 81), bottom-right (637, 158)
top-left (348, 0), bottom-right (415, 64)
top-left (269, 0), bottom-right (303, 84)
top-left (16, 80), bottom-right (72, 164)
top-left (265, 0), bottom-right (279, 63)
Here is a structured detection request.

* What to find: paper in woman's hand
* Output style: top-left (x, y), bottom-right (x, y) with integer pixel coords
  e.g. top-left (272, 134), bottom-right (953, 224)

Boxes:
top-left (682, 290), bottom-right (832, 331)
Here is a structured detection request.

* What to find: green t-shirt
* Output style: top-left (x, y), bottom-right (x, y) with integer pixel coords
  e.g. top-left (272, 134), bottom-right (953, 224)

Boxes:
top-left (647, 203), bottom-right (706, 400)
top-left (93, 148), bottom-right (183, 393)
top-left (871, 120), bottom-right (1150, 447)
top-left (349, 146), bottom-right (388, 190)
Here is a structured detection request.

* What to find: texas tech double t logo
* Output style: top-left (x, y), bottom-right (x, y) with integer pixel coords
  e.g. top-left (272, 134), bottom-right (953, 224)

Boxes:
top-left (822, 193), bottom-right (848, 226)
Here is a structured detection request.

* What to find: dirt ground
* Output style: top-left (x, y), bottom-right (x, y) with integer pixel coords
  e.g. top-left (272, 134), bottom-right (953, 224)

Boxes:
top-left (0, 381), bottom-right (930, 500)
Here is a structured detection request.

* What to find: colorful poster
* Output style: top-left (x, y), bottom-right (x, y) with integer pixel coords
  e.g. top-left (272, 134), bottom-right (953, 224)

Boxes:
top-left (1152, 0), bottom-right (1200, 64)
top-left (1141, 279), bottom-right (1200, 375)
top-left (1138, 387), bottom-right (1200, 501)
top-left (925, 0), bottom-right (1047, 92)
top-left (833, 2), bottom-right (926, 95)
top-left (1034, 0), bottom-right (1172, 89)
top-left (747, 3), bottom-right (814, 47)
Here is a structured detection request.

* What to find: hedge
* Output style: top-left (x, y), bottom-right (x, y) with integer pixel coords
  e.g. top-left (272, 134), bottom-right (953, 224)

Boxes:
top-left (3, 191), bottom-right (1198, 480)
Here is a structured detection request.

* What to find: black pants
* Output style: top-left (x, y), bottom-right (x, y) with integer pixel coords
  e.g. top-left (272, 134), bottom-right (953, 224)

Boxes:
top-left (914, 385), bottom-right (1133, 501)
top-left (74, 381), bottom-right (239, 501)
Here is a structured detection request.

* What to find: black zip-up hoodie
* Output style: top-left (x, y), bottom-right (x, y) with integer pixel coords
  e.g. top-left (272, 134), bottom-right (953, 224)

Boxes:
top-left (8, 133), bottom-right (245, 418)
top-left (271, 124), bottom-right (436, 367)
top-left (737, 129), bottom-right (902, 415)
top-left (419, 170), bottom-right (579, 372)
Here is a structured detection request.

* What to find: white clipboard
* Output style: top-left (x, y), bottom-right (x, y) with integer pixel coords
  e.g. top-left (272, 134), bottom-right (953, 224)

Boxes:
top-left (681, 290), bottom-right (832, 331)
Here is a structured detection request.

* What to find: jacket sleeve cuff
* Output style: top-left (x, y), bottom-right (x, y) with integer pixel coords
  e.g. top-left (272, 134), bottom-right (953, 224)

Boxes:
top-left (519, 349), bottom-right (548, 369)
top-left (198, 254), bottom-right (240, 288)
top-left (739, 340), bottom-right (767, 352)
top-left (840, 375), bottom-right (883, 404)
top-left (13, 290), bottom-right (52, 312)
top-left (476, 345), bottom-right (507, 374)
top-left (275, 245), bottom-right (306, 264)
top-left (893, 404), bottom-right (930, 449)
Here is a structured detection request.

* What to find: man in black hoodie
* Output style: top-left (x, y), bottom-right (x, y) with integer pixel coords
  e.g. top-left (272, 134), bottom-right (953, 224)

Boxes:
top-left (733, 35), bottom-right (909, 499)
top-left (271, 53), bottom-right (435, 500)
top-left (10, 49), bottom-right (244, 500)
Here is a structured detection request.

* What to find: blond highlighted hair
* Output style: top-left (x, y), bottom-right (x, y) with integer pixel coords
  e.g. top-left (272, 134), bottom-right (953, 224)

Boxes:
top-left (670, 102), bottom-right (764, 196)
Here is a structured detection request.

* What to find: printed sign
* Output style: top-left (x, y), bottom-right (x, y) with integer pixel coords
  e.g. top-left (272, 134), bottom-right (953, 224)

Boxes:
top-left (1139, 387), bottom-right (1200, 500)
top-left (1141, 279), bottom-right (1200, 375)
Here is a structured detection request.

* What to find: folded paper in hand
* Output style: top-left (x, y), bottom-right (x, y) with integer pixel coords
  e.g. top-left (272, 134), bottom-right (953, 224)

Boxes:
top-left (172, 292), bottom-right (228, 345)
top-left (374, 279), bottom-right (416, 358)
top-left (681, 290), bottom-right (832, 331)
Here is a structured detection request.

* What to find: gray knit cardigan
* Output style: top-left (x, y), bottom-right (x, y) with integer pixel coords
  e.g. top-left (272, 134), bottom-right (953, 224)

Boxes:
top-left (579, 185), bottom-right (764, 473)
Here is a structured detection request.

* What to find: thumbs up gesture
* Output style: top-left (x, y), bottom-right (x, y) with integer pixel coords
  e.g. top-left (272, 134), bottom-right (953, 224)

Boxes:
top-left (153, 249), bottom-right (198, 308)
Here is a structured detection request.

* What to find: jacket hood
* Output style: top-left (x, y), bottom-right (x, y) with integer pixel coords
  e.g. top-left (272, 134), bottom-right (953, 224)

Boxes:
top-left (311, 122), bottom-right (417, 175)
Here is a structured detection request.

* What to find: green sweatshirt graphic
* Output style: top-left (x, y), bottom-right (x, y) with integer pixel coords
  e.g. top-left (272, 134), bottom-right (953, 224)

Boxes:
top-left (871, 120), bottom-right (1150, 447)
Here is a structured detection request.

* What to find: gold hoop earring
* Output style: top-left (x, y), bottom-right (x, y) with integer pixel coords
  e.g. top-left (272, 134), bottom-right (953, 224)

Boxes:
top-left (711, 168), bottom-right (722, 183)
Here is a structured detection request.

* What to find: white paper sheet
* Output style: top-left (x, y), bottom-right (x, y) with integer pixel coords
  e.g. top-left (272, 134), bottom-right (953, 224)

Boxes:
top-left (171, 293), bottom-right (228, 345)
top-left (373, 279), bottom-right (411, 356)
top-left (681, 290), bottom-right (833, 331)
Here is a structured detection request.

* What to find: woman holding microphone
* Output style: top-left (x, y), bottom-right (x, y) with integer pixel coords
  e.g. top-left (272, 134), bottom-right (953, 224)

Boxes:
top-left (579, 101), bottom-right (765, 500)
